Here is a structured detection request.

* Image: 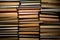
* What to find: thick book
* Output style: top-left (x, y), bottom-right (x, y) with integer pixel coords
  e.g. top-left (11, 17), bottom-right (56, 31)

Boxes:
top-left (0, 8), bottom-right (17, 12)
top-left (42, 4), bottom-right (60, 8)
top-left (0, 2), bottom-right (19, 6)
top-left (19, 27), bottom-right (39, 31)
top-left (19, 14), bottom-right (38, 18)
top-left (42, 0), bottom-right (60, 3)
top-left (19, 23), bottom-right (39, 27)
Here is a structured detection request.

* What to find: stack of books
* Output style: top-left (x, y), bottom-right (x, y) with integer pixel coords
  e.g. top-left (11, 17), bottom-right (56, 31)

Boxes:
top-left (0, 0), bottom-right (19, 40)
top-left (41, 0), bottom-right (60, 40)
top-left (0, 0), bottom-right (40, 40)
top-left (19, 0), bottom-right (40, 40)
top-left (0, 8), bottom-right (18, 40)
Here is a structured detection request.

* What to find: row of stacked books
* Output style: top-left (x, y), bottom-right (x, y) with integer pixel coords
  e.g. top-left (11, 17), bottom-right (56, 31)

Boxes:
top-left (0, 0), bottom-right (40, 40)
top-left (0, 1), bottom-right (19, 40)
top-left (41, 0), bottom-right (60, 40)
top-left (19, 0), bottom-right (40, 40)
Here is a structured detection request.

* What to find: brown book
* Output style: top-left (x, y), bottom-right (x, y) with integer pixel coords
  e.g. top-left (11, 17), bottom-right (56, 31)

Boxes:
top-left (19, 19), bottom-right (38, 22)
top-left (40, 18), bottom-right (59, 22)
top-left (19, 38), bottom-right (39, 40)
top-left (40, 33), bottom-right (60, 36)
top-left (18, 10), bottom-right (40, 12)
top-left (42, 4), bottom-right (60, 8)
top-left (40, 25), bottom-right (60, 28)
top-left (20, 35), bottom-right (38, 37)
top-left (0, 2), bottom-right (19, 6)
top-left (0, 38), bottom-right (17, 40)
top-left (40, 29), bottom-right (60, 32)
top-left (42, 0), bottom-right (60, 3)
top-left (0, 8), bottom-right (17, 12)
top-left (19, 27), bottom-right (39, 31)
top-left (19, 14), bottom-right (38, 18)
top-left (18, 7), bottom-right (40, 10)
top-left (19, 23), bottom-right (39, 27)
top-left (19, 32), bottom-right (39, 34)
top-left (0, 13), bottom-right (17, 18)
top-left (40, 14), bottom-right (58, 18)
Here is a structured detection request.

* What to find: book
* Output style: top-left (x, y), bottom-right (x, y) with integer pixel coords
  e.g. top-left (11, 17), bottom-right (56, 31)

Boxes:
top-left (19, 19), bottom-right (38, 22)
top-left (18, 10), bottom-right (40, 12)
top-left (21, 3), bottom-right (40, 6)
top-left (40, 25), bottom-right (60, 28)
top-left (19, 32), bottom-right (39, 34)
top-left (0, 38), bottom-right (17, 40)
top-left (40, 18), bottom-right (59, 22)
top-left (40, 14), bottom-right (58, 18)
top-left (42, 4), bottom-right (60, 8)
top-left (0, 13), bottom-right (17, 18)
top-left (0, 0), bottom-right (19, 1)
top-left (19, 27), bottom-right (39, 31)
top-left (42, 0), bottom-right (60, 3)
top-left (19, 23), bottom-right (39, 27)
top-left (0, 8), bottom-right (17, 12)
top-left (40, 33), bottom-right (60, 36)
top-left (0, 6), bottom-right (18, 8)
top-left (41, 9), bottom-right (60, 12)
top-left (19, 14), bottom-right (38, 18)
top-left (0, 2), bottom-right (19, 6)
top-left (19, 38), bottom-right (39, 40)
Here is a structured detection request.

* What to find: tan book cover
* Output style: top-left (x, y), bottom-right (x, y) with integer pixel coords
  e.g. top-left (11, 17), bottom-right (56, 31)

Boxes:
top-left (0, 8), bottom-right (17, 11)
top-left (40, 18), bottom-right (59, 22)
top-left (19, 23), bottom-right (39, 27)
top-left (18, 10), bottom-right (40, 12)
top-left (40, 14), bottom-right (58, 18)
top-left (19, 14), bottom-right (38, 18)
top-left (0, 2), bottom-right (19, 6)
top-left (19, 38), bottom-right (39, 40)
top-left (40, 25), bottom-right (60, 28)
top-left (0, 13), bottom-right (17, 18)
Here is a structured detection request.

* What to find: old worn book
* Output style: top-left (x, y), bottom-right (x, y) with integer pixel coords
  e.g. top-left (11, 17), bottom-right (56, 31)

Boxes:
top-left (0, 6), bottom-right (18, 8)
top-left (19, 19), bottom-right (38, 22)
top-left (19, 32), bottom-right (39, 34)
top-left (20, 35), bottom-right (39, 37)
top-left (42, 4), bottom-right (60, 8)
top-left (0, 2), bottom-right (19, 6)
top-left (0, 0), bottom-right (19, 1)
top-left (19, 23), bottom-right (39, 27)
top-left (19, 14), bottom-right (38, 18)
top-left (19, 38), bottom-right (39, 40)
top-left (40, 25), bottom-right (60, 28)
top-left (20, 5), bottom-right (40, 8)
top-left (40, 33), bottom-right (60, 36)
top-left (19, 27), bottom-right (39, 31)
top-left (40, 18), bottom-right (59, 22)
top-left (18, 10), bottom-right (40, 12)
top-left (18, 7), bottom-right (40, 10)
top-left (40, 14), bottom-right (58, 18)
top-left (0, 13), bottom-right (17, 18)
top-left (0, 38), bottom-right (18, 40)
top-left (41, 9), bottom-right (60, 12)
top-left (42, 0), bottom-right (60, 3)
top-left (40, 28), bottom-right (60, 32)
top-left (21, 3), bottom-right (40, 6)
top-left (0, 8), bottom-right (17, 12)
